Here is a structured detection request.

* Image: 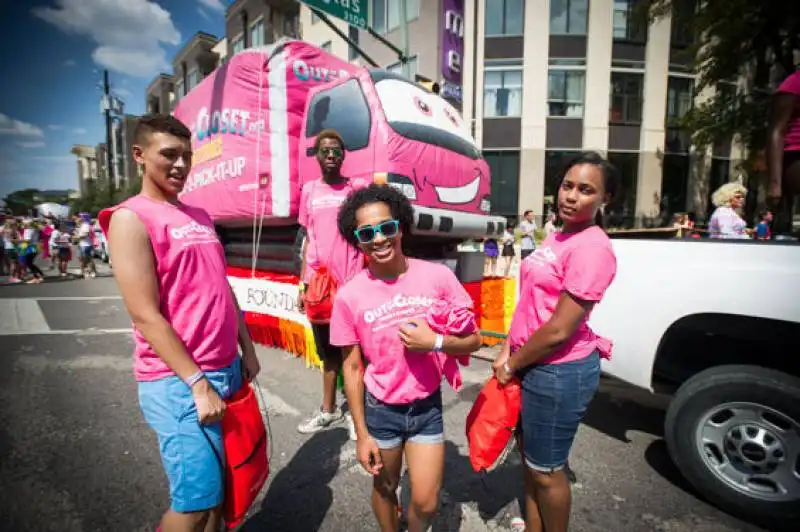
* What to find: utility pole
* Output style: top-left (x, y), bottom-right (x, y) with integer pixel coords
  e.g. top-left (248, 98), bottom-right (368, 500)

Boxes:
top-left (399, 0), bottom-right (410, 79)
top-left (103, 70), bottom-right (115, 204)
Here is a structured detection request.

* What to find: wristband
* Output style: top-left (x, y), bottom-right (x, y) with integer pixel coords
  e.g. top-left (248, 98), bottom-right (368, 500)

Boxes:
top-left (298, 281), bottom-right (306, 293)
top-left (185, 370), bottom-right (206, 388)
top-left (503, 361), bottom-right (514, 375)
top-left (433, 334), bottom-right (445, 352)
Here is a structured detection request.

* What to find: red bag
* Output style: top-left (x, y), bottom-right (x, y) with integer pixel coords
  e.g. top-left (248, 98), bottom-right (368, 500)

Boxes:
top-left (303, 265), bottom-right (338, 324)
top-left (221, 382), bottom-right (270, 529)
top-left (465, 376), bottom-right (522, 472)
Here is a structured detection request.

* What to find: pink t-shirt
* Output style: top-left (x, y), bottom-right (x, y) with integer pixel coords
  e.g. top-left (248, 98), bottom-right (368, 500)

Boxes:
top-left (777, 71), bottom-right (800, 151)
top-left (100, 195), bottom-right (239, 381)
top-left (298, 177), bottom-right (368, 285)
top-left (507, 225), bottom-right (617, 365)
top-left (330, 259), bottom-right (474, 405)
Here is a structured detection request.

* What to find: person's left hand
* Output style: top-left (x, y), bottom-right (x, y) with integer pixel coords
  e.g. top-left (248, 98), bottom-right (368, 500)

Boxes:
top-left (398, 318), bottom-right (437, 352)
top-left (241, 349), bottom-right (261, 382)
top-left (494, 360), bottom-right (514, 386)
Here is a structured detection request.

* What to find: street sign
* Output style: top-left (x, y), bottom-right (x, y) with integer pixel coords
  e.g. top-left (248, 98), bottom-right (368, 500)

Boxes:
top-left (300, 0), bottom-right (368, 30)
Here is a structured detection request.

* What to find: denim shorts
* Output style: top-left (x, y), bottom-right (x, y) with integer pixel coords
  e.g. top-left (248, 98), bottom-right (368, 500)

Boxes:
top-left (138, 357), bottom-right (242, 513)
top-left (365, 388), bottom-right (444, 450)
top-left (519, 351), bottom-right (600, 472)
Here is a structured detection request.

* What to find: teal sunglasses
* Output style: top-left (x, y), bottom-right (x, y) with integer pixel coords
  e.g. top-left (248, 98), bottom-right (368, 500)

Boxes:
top-left (354, 219), bottom-right (400, 244)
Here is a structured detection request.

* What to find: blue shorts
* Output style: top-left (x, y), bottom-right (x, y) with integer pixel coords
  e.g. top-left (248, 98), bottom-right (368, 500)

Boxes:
top-left (365, 389), bottom-right (444, 450)
top-left (519, 351), bottom-right (600, 473)
top-left (138, 357), bottom-right (242, 513)
top-left (80, 245), bottom-right (93, 260)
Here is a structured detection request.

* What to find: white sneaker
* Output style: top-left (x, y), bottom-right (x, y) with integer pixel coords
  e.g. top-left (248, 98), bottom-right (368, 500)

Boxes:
top-left (297, 407), bottom-right (344, 434)
top-left (345, 413), bottom-right (357, 441)
top-left (510, 517), bottom-right (526, 531)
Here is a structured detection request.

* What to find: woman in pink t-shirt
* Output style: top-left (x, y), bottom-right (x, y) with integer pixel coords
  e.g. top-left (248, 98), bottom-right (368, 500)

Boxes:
top-left (493, 152), bottom-right (619, 532)
top-left (767, 69), bottom-right (800, 233)
top-left (330, 184), bottom-right (481, 532)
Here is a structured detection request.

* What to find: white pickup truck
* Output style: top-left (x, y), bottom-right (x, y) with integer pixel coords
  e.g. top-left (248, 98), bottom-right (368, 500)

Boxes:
top-left (591, 237), bottom-right (800, 527)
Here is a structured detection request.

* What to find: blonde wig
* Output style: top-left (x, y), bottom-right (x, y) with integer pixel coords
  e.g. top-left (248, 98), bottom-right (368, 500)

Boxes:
top-left (711, 182), bottom-right (748, 208)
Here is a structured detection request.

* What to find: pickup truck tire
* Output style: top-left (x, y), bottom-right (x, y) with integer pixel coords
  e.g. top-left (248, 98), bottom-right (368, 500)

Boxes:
top-left (665, 365), bottom-right (800, 527)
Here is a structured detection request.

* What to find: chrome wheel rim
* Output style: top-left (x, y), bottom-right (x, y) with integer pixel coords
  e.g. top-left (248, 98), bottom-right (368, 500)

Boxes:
top-left (695, 401), bottom-right (800, 502)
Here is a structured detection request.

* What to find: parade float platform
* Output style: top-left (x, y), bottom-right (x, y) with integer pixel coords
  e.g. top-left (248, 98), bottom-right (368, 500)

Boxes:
top-left (227, 266), bottom-right (517, 369)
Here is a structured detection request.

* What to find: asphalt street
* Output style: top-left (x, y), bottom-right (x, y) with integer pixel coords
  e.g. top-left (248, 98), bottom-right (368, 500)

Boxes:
top-left (0, 263), bottom-right (770, 532)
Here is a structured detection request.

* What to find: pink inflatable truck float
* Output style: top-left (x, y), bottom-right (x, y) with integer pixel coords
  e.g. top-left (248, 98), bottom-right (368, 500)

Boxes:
top-left (173, 41), bottom-right (504, 355)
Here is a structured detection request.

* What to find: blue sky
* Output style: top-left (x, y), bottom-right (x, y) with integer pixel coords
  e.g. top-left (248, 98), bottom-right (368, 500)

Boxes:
top-left (0, 0), bottom-right (229, 198)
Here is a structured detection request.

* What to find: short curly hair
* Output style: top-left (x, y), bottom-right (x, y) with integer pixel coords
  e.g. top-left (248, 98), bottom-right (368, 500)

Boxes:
top-left (314, 128), bottom-right (344, 152)
top-left (337, 184), bottom-right (415, 248)
top-left (711, 182), bottom-right (747, 208)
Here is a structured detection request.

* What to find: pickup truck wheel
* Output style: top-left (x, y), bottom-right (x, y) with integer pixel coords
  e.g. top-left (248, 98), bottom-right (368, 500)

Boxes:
top-left (665, 365), bottom-right (800, 526)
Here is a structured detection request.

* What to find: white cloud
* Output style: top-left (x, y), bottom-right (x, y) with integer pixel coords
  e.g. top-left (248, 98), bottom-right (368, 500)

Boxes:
top-left (198, 0), bottom-right (225, 13)
top-left (17, 141), bottom-right (46, 149)
top-left (29, 155), bottom-right (75, 162)
top-left (73, 128), bottom-right (87, 135)
top-left (64, 59), bottom-right (76, 66)
top-left (0, 113), bottom-right (44, 138)
top-left (33, 0), bottom-right (181, 78)
top-left (48, 124), bottom-right (65, 131)
top-left (198, 7), bottom-right (211, 20)
top-left (115, 87), bottom-right (133, 99)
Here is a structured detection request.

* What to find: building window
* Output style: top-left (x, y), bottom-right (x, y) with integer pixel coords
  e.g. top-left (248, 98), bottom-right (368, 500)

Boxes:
top-left (613, 0), bottom-right (647, 42)
top-left (321, 41), bottom-right (332, 53)
top-left (250, 19), bottom-right (265, 47)
top-left (606, 152), bottom-right (638, 228)
top-left (670, 0), bottom-right (695, 47)
top-left (232, 35), bottom-right (244, 54)
top-left (484, 151), bottom-right (520, 216)
top-left (372, 0), bottom-right (419, 34)
top-left (484, 65), bottom-right (523, 118)
top-left (305, 79), bottom-right (371, 151)
top-left (547, 67), bottom-right (585, 117)
top-left (485, 0), bottom-right (524, 36)
top-left (174, 78), bottom-right (184, 99)
top-left (544, 151), bottom-right (581, 208)
top-left (662, 153), bottom-right (690, 218)
top-left (386, 56), bottom-right (418, 79)
top-left (550, 0), bottom-right (589, 36)
top-left (348, 25), bottom-right (359, 61)
top-left (666, 76), bottom-right (694, 125)
top-left (187, 68), bottom-right (201, 92)
top-left (609, 72), bottom-right (644, 124)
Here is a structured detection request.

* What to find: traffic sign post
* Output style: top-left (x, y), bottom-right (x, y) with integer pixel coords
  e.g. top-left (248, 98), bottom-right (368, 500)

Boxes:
top-left (299, 0), bottom-right (368, 30)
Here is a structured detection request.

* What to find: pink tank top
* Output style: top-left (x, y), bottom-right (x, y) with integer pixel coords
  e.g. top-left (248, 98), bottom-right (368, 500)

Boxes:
top-left (100, 195), bottom-right (238, 381)
top-left (777, 71), bottom-right (800, 151)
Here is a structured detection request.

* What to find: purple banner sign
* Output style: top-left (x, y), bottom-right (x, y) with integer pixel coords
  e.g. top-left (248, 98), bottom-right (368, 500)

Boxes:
top-left (441, 0), bottom-right (464, 88)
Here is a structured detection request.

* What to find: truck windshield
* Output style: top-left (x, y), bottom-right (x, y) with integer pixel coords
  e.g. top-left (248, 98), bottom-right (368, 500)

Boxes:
top-left (304, 78), bottom-right (371, 151)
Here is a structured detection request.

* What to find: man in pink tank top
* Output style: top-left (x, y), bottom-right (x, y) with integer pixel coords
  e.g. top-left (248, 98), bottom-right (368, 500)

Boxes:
top-left (100, 114), bottom-right (260, 532)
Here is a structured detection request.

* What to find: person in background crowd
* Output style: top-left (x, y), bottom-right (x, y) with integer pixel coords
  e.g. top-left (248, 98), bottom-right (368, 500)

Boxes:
top-left (501, 223), bottom-right (516, 277)
top-left (708, 183), bottom-right (752, 240)
top-left (672, 213), bottom-right (693, 238)
top-left (332, 184), bottom-right (481, 532)
top-left (766, 67), bottom-right (800, 234)
top-left (102, 114), bottom-right (260, 532)
top-left (48, 220), bottom-right (61, 270)
top-left (77, 213), bottom-right (97, 279)
top-left (2, 219), bottom-right (21, 282)
top-left (483, 236), bottom-right (499, 277)
top-left (544, 211), bottom-right (559, 237)
top-left (518, 210), bottom-right (537, 259)
top-left (755, 210), bottom-right (773, 240)
top-left (52, 223), bottom-right (72, 277)
top-left (40, 218), bottom-right (53, 268)
top-left (494, 152), bottom-right (619, 532)
top-left (296, 129), bottom-right (364, 438)
top-left (21, 219), bottom-right (44, 284)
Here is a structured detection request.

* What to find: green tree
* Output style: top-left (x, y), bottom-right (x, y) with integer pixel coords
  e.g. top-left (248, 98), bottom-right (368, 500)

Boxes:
top-left (1, 188), bottom-right (41, 215)
top-left (644, 0), bottom-right (800, 204)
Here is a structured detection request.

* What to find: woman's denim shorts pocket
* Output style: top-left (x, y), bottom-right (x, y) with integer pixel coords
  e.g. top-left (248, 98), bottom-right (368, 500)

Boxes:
top-left (519, 352), bottom-right (601, 473)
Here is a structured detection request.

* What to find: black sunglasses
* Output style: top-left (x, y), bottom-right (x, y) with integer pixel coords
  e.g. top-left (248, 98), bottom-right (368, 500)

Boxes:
top-left (318, 147), bottom-right (343, 157)
top-left (353, 219), bottom-right (400, 244)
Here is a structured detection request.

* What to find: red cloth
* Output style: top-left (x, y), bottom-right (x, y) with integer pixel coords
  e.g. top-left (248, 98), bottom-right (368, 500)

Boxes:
top-left (465, 376), bottom-right (521, 472)
top-left (221, 382), bottom-right (269, 529)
